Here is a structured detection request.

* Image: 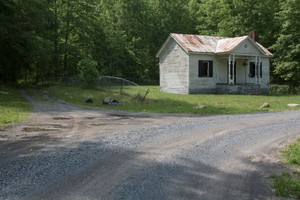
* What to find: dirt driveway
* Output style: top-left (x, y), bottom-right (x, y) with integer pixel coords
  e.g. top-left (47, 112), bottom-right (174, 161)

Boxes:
top-left (0, 92), bottom-right (299, 200)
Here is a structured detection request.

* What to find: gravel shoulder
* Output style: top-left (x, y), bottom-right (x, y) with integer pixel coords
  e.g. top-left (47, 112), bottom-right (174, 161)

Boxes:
top-left (0, 92), bottom-right (299, 199)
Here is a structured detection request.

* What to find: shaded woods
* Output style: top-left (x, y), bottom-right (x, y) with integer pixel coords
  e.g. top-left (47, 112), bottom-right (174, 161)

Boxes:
top-left (0, 0), bottom-right (299, 86)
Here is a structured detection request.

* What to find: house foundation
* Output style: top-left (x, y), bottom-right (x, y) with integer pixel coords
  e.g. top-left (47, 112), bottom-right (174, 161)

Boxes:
top-left (216, 84), bottom-right (263, 95)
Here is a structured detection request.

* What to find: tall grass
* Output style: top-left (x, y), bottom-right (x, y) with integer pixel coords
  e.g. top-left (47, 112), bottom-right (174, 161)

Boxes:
top-left (282, 139), bottom-right (300, 166)
top-left (0, 87), bottom-right (32, 128)
top-left (271, 139), bottom-right (300, 199)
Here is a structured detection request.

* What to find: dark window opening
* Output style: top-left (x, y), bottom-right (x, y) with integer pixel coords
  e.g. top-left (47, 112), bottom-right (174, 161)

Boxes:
top-left (249, 62), bottom-right (262, 78)
top-left (198, 60), bottom-right (213, 77)
top-left (249, 62), bottom-right (256, 77)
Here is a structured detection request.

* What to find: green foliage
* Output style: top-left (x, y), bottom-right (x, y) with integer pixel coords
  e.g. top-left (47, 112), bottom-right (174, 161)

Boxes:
top-left (271, 139), bottom-right (300, 199)
top-left (0, 87), bottom-right (32, 128)
top-left (0, 0), bottom-right (298, 88)
top-left (0, 0), bottom-right (54, 83)
top-left (272, 0), bottom-right (300, 86)
top-left (78, 58), bottom-right (99, 89)
top-left (196, 0), bottom-right (279, 46)
top-left (271, 172), bottom-right (300, 198)
top-left (282, 139), bottom-right (300, 166)
top-left (270, 84), bottom-right (300, 95)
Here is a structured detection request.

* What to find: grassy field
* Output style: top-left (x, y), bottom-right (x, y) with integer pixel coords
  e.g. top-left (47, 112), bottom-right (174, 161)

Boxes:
top-left (271, 139), bottom-right (300, 199)
top-left (282, 138), bottom-right (300, 167)
top-left (45, 85), bottom-right (300, 114)
top-left (0, 87), bottom-right (32, 128)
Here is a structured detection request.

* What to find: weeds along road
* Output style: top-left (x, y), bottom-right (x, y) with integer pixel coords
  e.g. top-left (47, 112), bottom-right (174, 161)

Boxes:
top-left (0, 92), bottom-right (299, 200)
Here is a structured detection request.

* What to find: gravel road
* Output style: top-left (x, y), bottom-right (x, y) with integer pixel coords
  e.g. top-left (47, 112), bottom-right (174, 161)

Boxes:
top-left (0, 91), bottom-right (299, 200)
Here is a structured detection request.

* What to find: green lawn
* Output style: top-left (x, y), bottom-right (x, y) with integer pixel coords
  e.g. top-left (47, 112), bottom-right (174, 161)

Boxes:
top-left (0, 87), bottom-right (32, 128)
top-left (45, 85), bottom-right (300, 114)
top-left (282, 138), bottom-right (300, 167)
top-left (271, 139), bottom-right (300, 199)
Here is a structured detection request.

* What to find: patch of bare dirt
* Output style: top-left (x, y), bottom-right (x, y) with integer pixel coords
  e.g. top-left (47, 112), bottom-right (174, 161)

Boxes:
top-left (0, 90), bottom-right (169, 154)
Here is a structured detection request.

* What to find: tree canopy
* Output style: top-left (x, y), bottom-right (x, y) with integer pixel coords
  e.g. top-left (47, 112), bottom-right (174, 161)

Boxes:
top-left (0, 0), bottom-right (299, 86)
top-left (272, 0), bottom-right (300, 86)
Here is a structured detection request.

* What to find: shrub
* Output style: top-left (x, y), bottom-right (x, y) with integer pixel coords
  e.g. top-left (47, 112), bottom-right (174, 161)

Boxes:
top-left (270, 84), bottom-right (300, 95)
top-left (282, 139), bottom-right (300, 166)
top-left (271, 172), bottom-right (300, 198)
top-left (78, 58), bottom-right (99, 89)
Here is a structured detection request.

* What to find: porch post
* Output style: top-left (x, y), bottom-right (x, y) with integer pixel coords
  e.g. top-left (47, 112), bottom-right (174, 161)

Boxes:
top-left (228, 54), bottom-right (235, 85)
top-left (258, 56), bottom-right (261, 85)
top-left (255, 56), bottom-right (260, 85)
top-left (232, 54), bottom-right (235, 85)
top-left (228, 54), bottom-right (231, 84)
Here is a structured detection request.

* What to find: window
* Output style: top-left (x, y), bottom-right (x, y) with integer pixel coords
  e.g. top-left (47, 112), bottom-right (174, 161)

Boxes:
top-left (249, 62), bottom-right (262, 78)
top-left (198, 60), bottom-right (213, 77)
top-left (249, 62), bottom-right (256, 77)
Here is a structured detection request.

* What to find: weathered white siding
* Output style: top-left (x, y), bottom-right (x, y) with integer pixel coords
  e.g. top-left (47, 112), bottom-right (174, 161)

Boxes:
top-left (235, 60), bottom-right (246, 84)
top-left (188, 54), bottom-right (218, 93)
top-left (159, 39), bottom-right (189, 94)
top-left (260, 58), bottom-right (270, 93)
top-left (245, 58), bottom-right (269, 86)
top-left (218, 57), bottom-right (270, 91)
top-left (158, 35), bottom-right (271, 95)
top-left (217, 59), bottom-right (228, 84)
top-left (233, 39), bottom-right (262, 56)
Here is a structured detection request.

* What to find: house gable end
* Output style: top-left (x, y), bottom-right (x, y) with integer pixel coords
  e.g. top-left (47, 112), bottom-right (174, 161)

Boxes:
top-left (156, 35), bottom-right (173, 58)
top-left (156, 34), bottom-right (189, 58)
top-left (157, 37), bottom-right (188, 65)
top-left (231, 37), bottom-right (269, 56)
top-left (158, 35), bottom-right (190, 94)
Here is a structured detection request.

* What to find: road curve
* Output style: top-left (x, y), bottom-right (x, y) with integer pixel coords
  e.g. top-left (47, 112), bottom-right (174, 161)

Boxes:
top-left (0, 94), bottom-right (299, 200)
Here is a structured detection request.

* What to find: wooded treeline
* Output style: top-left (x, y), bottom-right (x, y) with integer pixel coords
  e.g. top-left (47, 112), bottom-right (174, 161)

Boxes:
top-left (0, 0), bottom-right (299, 86)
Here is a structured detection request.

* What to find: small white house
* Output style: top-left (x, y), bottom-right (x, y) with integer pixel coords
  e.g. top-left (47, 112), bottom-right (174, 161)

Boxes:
top-left (156, 33), bottom-right (273, 94)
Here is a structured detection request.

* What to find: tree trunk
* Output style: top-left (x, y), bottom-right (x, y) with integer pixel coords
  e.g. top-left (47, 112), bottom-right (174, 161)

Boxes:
top-left (63, 0), bottom-right (70, 76)
top-left (53, 0), bottom-right (59, 78)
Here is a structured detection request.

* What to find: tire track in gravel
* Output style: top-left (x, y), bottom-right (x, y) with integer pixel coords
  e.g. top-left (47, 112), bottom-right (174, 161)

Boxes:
top-left (30, 111), bottom-right (300, 200)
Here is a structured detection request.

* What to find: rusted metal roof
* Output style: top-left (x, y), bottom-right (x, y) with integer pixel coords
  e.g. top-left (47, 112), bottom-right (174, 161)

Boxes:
top-left (169, 33), bottom-right (272, 56)
top-left (171, 34), bottom-right (224, 53)
top-left (256, 42), bottom-right (273, 56)
top-left (216, 36), bottom-right (248, 53)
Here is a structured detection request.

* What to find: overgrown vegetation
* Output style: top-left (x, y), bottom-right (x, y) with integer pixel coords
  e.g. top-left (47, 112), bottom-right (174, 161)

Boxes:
top-left (271, 139), bottom-right (300, 199)
top-left (1, 0), bottom-right (300, 88)
top-left (271, 172), bottom-right (300, 199)
top-left (282, 139), bottom-right (300, 167)
top-left (0, 87), bottom-right (32, 128)
top-left (78, 58), bottom-right (99, 89)
top-left (44, 85), bottom-right (300, 115)
top-left (270, 85), bottom-right (300, 95)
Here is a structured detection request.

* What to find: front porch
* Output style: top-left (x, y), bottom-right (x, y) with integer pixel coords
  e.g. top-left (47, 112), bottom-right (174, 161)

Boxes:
top-left (216, 83), bottom-right (262, 95)
top-left (215, 53), bottom-right (267, 95)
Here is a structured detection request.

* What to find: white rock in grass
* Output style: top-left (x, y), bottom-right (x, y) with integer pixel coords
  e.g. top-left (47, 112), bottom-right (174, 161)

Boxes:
top-left (194, 105), bottom-right (207, 109)
top-left (260, 102), bottom-right (270, 109)
top-left (287, 104), bottom-right (300, 107)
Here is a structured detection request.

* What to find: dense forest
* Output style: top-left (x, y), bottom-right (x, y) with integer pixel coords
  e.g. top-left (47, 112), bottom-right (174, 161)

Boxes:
top-left (0, 0), bottom-right (299, 86)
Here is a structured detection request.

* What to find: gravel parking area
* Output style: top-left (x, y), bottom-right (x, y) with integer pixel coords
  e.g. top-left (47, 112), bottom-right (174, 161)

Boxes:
top-left (0, 92), bottom-right (299, 199)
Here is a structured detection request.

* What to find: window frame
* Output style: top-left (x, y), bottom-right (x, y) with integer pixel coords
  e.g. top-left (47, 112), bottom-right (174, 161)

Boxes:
top-left (249, 62), bottom-right (262, 78)
top-left (198, 60), bottom-right (213, 78)
top-left (249, 62), bottom-right (256, 78)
